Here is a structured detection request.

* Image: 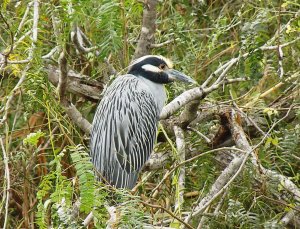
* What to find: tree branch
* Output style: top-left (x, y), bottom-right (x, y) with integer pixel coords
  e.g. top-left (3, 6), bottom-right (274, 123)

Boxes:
top-left (133, 0), bottom-right (158, 59)
top-left (0, 138), bottom-right (10, 229)
top-left (57, 51), bottom-right (68, 100)
top-left (160, 78), bottom-right (247, 120)
top-left (0, 0), bottom-right (39, 125)
top-left (184, 110), bottom-right (253, 224)
top-left (46, 65), bottom-right (104, 101)
top-left (174, 126), bottom-right (185, 217)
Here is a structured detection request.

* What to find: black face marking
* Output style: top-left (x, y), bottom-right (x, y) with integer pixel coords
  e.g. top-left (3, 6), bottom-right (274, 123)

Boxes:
top-left (128, 57), bottom-right (171, 84)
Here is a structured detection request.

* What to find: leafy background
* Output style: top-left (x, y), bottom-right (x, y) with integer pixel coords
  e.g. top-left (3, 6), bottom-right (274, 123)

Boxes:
top-left (0, 0), bottom-right (299, 228)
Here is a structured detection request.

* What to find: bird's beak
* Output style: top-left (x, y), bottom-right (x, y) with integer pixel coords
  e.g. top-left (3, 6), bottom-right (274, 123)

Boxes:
top-left (166, 69), bottom-right (197, 84)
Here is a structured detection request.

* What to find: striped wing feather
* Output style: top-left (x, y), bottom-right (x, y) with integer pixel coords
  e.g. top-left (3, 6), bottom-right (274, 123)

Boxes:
top-left (90, 76), bottom-right (158, 188)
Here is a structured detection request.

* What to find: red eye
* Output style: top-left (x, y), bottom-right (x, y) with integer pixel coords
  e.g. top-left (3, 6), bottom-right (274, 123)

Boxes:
top-left (159, 64), bottom-right (166, 70)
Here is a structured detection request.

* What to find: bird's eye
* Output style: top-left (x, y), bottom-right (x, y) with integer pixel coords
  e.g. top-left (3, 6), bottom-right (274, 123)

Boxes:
top-left (159, 64), bottom-right (166, 70)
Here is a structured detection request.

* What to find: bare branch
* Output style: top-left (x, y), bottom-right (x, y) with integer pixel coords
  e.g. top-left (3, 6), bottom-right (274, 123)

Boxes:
top-left (277, 45), bottom-right (284, 78)
top-left (143, 151), bottom-right (170, 170)
top-left (57, 51), bottom-right (68, 100)
top-left (150, 39), bottom-right (175, 48)
top-left (133, 0), bottom-right (158, 59)
top-left (226, 105), bottom-right (300, 227)
top-left (0, 138), bottom-right (10, 229)
top-left (106, 206), bottom-right (120, 228)
top-left (42, 46), bottom-right (58, 59)
top-left (47, 65), bottom-right (104, 101)
top-left (14, 2), bottom-right (33, 39)
top-left (71, 26), bottom-right (97, 54)
top-left (49, 8), bottom-right (93, 136)
top-left (179, 100), bottom-right (200, 129)
top-left (32, 0), bottom-right (39, 43)
top-left (0, 1), bottom-right (39, 125)
top-left (184, 110), bottom-right (252, 223)
top-left (160, 78), bottom-right (247, 120)
top-left (174, 126), bottom-right (185, 217)
top-left (280, 210), bottom-right (299, 226)
top-left (82, 212), bottom-right (93, 226)
top-left (60, 100), bottom-right (92, 135)
top-left (201, 37), bottom-right (300, 88)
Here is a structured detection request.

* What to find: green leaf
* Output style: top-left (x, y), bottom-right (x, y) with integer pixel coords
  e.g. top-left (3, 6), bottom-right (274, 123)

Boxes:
top-left (170, 221), bottom-right (181, 229)
top-left (23, 130), bottom-right (45, 147)
top-left (271, 137), bottom-right (279, 146)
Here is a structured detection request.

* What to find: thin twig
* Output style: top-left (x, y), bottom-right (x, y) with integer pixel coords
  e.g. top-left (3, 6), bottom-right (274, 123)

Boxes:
top-left (151, 147), bottom-right (246, 195)
top-left (150, 39), bottom-right (175, 48)
top-left (14, 2), bottom-right (33, 39)
top-left (140, 201), bottom-right (194, 229)
top-left (0, 12), bottom-right (14, 63)
top-left (0, 0), bottom-right (39, 125)
top-left (0, 138), bottom-right (10, 229)
top-left (187, 127), bottom-right (211, 144)
top-left (201, 37), bottom-right (300, 88)
top-left (42, 46), bottom-right (58, 59)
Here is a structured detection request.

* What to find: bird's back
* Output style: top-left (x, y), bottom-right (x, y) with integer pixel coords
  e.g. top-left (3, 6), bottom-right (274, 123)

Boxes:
top-left (90, 74), bottom-right (166, 189)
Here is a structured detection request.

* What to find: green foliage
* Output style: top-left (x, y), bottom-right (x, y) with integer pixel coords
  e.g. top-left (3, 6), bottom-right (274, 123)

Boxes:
top-left (23, 130), bottom-right (45, 147)
top-left (1, 0), bottom-right (300, 228)
top-left (225, 199), bottom-right (261, 228)
top-left (36, 151), bottom-right (73, 228)
top-left (69, 145), bottom-right (95, 213)
top-left (115, 190), bottom-right (150, 228)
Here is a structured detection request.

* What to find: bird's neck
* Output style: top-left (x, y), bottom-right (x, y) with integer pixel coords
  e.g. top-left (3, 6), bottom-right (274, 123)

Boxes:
top-left (138, 76), bottom-right (167, 113)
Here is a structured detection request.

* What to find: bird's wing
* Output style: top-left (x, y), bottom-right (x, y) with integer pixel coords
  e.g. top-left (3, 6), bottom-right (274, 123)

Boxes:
top-left (90, 76), bottom-right (159, 187)
top-left (114, 86), bottom-right (158, 173)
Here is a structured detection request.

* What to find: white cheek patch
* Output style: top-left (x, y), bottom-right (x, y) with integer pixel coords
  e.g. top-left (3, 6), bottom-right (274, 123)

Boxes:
top-left (141, 64), bottom-right (162, 73)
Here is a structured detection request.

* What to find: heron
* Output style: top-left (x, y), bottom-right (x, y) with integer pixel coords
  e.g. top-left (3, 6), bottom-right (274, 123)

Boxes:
top-left (90, 55), bottom-right (195, 189)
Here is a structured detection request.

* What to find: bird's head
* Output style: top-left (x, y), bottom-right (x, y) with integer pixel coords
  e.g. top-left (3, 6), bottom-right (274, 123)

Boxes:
top-left (128, 55), bottom-right (196, 84)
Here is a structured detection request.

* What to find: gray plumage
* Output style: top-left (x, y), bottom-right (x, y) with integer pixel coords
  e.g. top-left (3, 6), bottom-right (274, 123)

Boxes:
top-left (90, 55), bottom-right (195, 189)
top-left (90, 74), bottom-right (166, 189)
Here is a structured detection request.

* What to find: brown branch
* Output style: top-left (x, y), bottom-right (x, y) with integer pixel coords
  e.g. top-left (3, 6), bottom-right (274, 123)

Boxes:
top-left (143, 151), bottom-right (170, 170)
top-left (56, 47), bottom-right (92, 135)
top-left (46, 65), bottom-right (104, 101)
top-left (178, 100), bottom-right (200, 129)
top-left (224, 105), bottom-right (300, 227)
top-left (133, 0), bottom-right (158, 59)
top-left (184, 110), bottom-right (254, 224)
top-left (57, 51), bottom-right (68, 100)
top-left (60, 100), bottom-right (92, 135)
